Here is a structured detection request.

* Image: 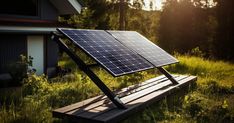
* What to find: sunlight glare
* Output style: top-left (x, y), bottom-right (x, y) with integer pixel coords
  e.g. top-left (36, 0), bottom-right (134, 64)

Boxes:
top-left (143, 0), bottom-right (163, 10)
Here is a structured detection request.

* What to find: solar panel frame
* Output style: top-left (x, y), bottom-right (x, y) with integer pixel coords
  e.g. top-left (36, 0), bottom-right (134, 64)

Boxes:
top-left (107, 30), bottom-right (179, 67)
top-left (57, 28), bottom-right (154, 77)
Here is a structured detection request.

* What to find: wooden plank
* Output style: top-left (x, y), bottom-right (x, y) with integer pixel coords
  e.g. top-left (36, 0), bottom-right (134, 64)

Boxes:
top-left (120, 76), bottom-right (187, 103)
top-left (116, 75), bottom-right (167, 95)
top-left (53, 95), bottom-right (105, 113)
top-left (56, 75), bottom-right (173, 116)
top-left (53, 75), bottom-right (169, 115)
top-left (75, 75), bottom-right (188, 119)
top-left (117, 75), bottom-right (179, 97)
top-left (93, 76), bottom-right (197, 123)
top-left (53, 75), bottom-right (197, 123)
top-left (94, 76), bottom-right (196, 122)
top-left (67, 76), bottom-right (183, 116)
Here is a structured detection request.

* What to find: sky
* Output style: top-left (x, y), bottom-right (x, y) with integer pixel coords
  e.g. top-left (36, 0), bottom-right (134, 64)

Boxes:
top-left (142, 0), bottom-right (217, 10)
top-left (143, 0), bottom-right (164, 10)
top-left (128, 0), bottom-right (164, 10)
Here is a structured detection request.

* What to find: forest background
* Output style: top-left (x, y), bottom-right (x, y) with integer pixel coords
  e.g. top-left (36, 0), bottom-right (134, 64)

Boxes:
top-left (60, 0), bottom-right (234, 61)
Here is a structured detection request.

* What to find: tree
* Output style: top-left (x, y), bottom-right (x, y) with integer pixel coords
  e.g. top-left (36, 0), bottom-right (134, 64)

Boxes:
top-left (149, 1), bottom-right (153, 11)
top-left (158, 0), bottom-right (216, 56)
top-left (159, 0), bottom-right (196, 53)
top-left (119, 0), bottom-right (125, 30)
top-left (214, 0), bottom-right (234, 60)
top-left (60, 0), bottom-right (113, 30)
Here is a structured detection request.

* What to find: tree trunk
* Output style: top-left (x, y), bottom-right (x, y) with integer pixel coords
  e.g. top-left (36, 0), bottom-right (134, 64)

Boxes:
top-left (119, 0), bottom-right (125, 30)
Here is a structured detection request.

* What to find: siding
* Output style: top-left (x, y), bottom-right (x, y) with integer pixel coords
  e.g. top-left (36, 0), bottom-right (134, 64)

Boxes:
top-left (0, 34), bottom-right (27, 74)
top-left (46, 35), bottom-right (58, 68)
top-left (40, 0), bottom-right (58, 21)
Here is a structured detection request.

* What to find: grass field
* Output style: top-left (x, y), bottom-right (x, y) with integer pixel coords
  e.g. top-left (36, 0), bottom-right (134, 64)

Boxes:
top-left (0, 55), bottom-right (233, 123)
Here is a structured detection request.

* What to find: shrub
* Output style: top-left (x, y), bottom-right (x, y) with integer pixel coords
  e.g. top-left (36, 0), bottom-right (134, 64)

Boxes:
top-left (183, 92), bottom-right (233, 123)
top-left (19, 97), bottom-right (52, 123)
top-left (189, 47), bottom-right (205, 57)
top-left (183, 92), bottom-right (210, 121)
top-left (22, 74), bottom-right (50, 96)
top-left (7, 55), bottom-right (33, 86)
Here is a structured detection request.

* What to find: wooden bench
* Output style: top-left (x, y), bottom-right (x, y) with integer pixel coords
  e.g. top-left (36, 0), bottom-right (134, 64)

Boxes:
top-left (53, 74), bottom-right (197, 123)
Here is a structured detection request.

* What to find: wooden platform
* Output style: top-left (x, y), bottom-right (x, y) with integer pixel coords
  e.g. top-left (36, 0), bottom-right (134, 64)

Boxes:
top-left (53, 75), bottom-right (197, 123)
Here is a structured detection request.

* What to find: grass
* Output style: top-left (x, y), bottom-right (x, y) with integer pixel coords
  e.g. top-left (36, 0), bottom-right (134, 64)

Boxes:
top-left (0, 55), bottom-right (234, 123)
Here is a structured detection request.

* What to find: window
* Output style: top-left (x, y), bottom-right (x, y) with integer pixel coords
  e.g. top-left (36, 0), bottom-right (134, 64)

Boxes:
top-left (0, 0), bottom-right (38, 16)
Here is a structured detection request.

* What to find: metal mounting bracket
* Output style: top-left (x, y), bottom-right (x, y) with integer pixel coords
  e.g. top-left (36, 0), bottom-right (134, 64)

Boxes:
top-left (51, 32), bottom-right (127, 109)
top-left (157, 67), bottom-right (179, 84)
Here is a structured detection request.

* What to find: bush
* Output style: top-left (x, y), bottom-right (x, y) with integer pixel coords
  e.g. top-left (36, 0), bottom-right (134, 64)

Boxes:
top-left (189, 47), bottom-right (205, 57)
top-left (183, 92), bottom-right (233, 123)
top-left (7, 55), bottom-right (33, 86)
top-left (19, 97), bottom-right (52, 123)
top-left (22, 74), bottom-right (50, 96)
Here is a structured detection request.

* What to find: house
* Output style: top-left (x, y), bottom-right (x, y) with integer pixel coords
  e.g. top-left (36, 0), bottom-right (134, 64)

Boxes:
top-left (0, 0), bottom-right (82, 80)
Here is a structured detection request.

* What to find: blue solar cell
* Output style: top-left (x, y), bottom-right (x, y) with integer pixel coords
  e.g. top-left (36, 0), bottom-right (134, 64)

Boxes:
top-left (108, 31), bottom-right (178, 67)
top-left (58, 28), bottom-right (154, 76)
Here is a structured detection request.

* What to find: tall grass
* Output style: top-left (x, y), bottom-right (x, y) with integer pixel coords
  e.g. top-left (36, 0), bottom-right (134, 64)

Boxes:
top-left (124, 55), bottom-right (234, 123)
top-left (0, 55), bottom-right (234, 123)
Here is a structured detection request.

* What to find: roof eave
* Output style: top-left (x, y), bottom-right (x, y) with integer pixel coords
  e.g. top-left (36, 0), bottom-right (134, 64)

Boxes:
top-left (49, 0), bottom-right (82, 15)
top-left (0, 26), bottom-right (57, 34)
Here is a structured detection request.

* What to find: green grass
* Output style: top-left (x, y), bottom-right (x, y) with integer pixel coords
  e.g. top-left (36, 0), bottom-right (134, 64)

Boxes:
top-left (170, 56), bottom-right (234, 86)
top-left (0, 55), bottom-right (234, 123)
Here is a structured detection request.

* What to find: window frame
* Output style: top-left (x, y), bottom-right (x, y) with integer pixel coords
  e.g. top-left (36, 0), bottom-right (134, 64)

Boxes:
top-left (0, 0), bottom-right (41, 20)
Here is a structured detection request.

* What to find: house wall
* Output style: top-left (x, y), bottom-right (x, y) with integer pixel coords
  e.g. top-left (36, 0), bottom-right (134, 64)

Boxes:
top-left (0, 34), bottom-right (59, 79)
top-left (27, 35), bottom-right (44, 75)
top-left (0, 34), bottom-right (27, 74)
top-left (0, 0), bottom-right (77, 79)
top-left (45, 35), bottom-right (59, 77)
top-left (27, 35), bottom-right (59, 76)
top-left (40, 0), bottom-right (58, 21)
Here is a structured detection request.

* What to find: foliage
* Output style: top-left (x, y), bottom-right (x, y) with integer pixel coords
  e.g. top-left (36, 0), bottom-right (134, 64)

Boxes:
top-left (1, 55), bottom-right (234, 123)
top-left (1, 0), bottom-right (234, 122)
top-left (22, 74), bottom-right (49, 96)
top-left (126, 9), bottom-right (160, 42)
top-left (123, 55), bottom-right (234, 123)
top-left (158, 0), bottom-right (217, 57)
top-left (7, 55), bottom-right (33, 86)
top-left (59, 0), bottom-right (160, 43)
top-left (158, 0), bottom-right (234, 60)
top-left (59, 0), bottom-right (113, 30)
top-left (59, 0), bottom-right (234, 61)
top-left (183, 92), bottom-right (233, 123)
top-left (213, 0), bottom-right (234, 60)
top-left (189, 47), bottom-right (205, 57)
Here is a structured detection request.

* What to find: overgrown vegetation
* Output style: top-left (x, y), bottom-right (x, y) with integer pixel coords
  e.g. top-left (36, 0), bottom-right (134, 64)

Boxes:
top-left (1, 0), bottom-right (234, 122)
top-left (0, 54), bottom-right (234, 123)
top-left (123, 54), bottom-right (234, 123)
top-left (1, 55), bottom-right (33, 86)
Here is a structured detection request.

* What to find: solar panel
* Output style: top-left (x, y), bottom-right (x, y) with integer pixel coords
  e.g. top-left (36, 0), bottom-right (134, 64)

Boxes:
top-left (58, 28), bottom-right (154, 76)
top-left (108, 31), bottom-right (178, 67)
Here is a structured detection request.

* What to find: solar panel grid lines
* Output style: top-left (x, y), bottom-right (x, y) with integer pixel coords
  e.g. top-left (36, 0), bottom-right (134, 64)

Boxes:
top-left (57, 28), bottom-right (154, 76)
top-left (107, 30), bottom-right (178, 67)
